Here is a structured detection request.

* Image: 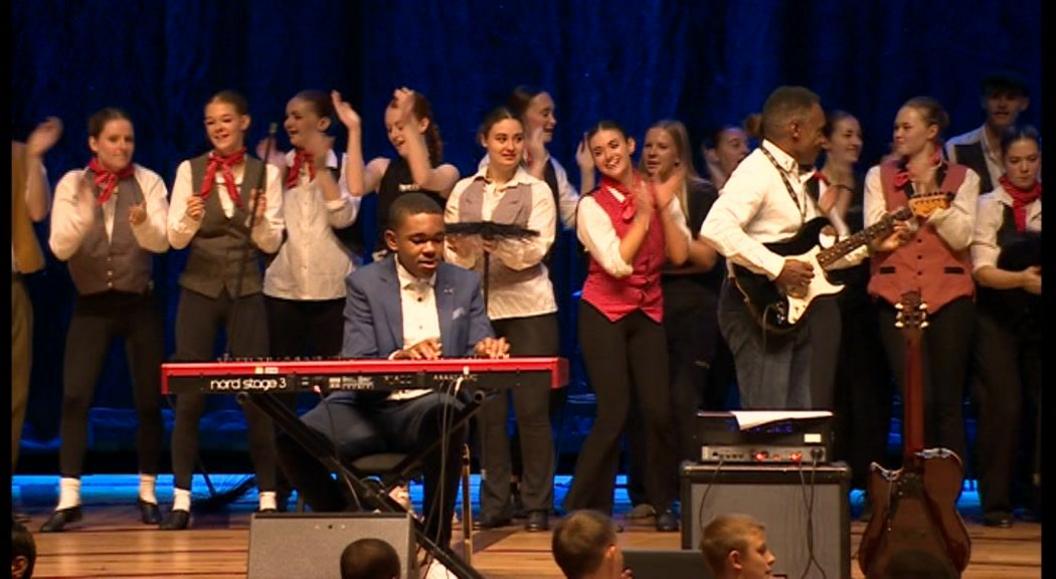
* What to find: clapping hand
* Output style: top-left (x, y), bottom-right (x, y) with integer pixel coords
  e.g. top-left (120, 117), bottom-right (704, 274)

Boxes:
top-left (331, 90), bottom-right (361, 131)
top-left (26, 117), bottom-right (63, 157)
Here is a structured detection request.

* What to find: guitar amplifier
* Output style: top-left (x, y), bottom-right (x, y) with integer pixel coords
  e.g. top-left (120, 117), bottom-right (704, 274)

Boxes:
top-left (681, 462), bottom-right (851, 579)
top-left (698, 411), bottom-right (833, 464)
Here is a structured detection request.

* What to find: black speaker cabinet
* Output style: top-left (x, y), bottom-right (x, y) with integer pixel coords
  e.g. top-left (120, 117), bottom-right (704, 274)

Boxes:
top-left (247, 512), bottom-right (416, 579)
top-left (680, 462), bottom-right (851, 579)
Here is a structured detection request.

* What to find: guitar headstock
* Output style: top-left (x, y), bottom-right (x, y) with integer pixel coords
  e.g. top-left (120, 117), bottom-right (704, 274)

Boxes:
top-left (907, 192), bottom-right (955, 218)
top-left (894, 291), bottom-right (928, 330)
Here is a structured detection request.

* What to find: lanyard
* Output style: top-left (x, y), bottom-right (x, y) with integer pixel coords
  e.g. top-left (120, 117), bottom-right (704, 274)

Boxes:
top-left (760, 145), bottom-right (807, 224)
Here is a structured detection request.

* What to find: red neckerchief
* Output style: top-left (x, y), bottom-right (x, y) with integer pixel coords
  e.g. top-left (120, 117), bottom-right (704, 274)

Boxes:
top-left (285, 149), bottom-right (316, 189)
top-left (601, 173), bottom-right (649, 222)
top-left (999, 175), bottom-right (1041, 233)
top-left (198, 148), bottom-right (246, 206)
top-left (893, 148), bottom-right (942, 189)
top-left (87, 158), bottom-right (134, 204)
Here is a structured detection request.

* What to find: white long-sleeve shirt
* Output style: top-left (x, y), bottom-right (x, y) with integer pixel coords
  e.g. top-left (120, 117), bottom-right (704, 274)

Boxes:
top-left (970, 184), bottom-right (1041, 272)
top-left (49, 165), bottom-right (169, 260)
top-left (478, 154), bottom-right (579, 229)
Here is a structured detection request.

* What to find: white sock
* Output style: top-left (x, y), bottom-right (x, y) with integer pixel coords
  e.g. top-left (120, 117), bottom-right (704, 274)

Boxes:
top-left (172, 488), bottom-right (192, 512)
top-left (258, 491), bottom-right (277, 511)
top-left (57, 477), bottom-right (81, 510)
top-left (139, 474), bottom-right (157, 505)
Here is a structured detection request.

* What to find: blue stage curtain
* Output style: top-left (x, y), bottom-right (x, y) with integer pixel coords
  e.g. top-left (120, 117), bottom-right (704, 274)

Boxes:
top-left (12, 0), bottom-right (1040, 457)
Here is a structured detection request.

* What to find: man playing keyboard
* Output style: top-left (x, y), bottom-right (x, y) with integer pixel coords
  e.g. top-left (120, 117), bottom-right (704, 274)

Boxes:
top-left (276, 192), bottom-right (508, 549)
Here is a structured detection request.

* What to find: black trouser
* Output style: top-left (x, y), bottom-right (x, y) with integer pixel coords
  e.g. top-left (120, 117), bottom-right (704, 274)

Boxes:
top-left (264, 296), bottom-right (345, 359)
top-left (972, 308), bottom-right (1041, 515)
top-left (170, 288), bottom-right (277, 492)
top-left (628, 277), bottom-right (718, 506)
top-left (59, 290), bottom-right (164, 478)
top-left (564, 302), bottom-right (678, 514)
top-left (477, 314), bottom-right (559, 519)
top-left (831, 276), bottom-right (893, 489)
top-left (276, 391), bottom-right (466, 548)
top-left (877, 297), bottom-right (975, 463)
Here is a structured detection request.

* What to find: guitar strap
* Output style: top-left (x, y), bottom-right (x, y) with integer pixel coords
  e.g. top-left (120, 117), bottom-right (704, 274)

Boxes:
top-left (759, 145), bottom-right (807, 224)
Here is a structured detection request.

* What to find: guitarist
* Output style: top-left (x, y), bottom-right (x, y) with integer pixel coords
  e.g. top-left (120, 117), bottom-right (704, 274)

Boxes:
top-left (700, 86), bottom-right (907, 410)
top-left (864, 96), bottom-right (981, 465)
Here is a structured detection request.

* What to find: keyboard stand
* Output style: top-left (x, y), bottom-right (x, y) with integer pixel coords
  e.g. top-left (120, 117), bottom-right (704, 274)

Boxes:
top-left (239, 389), bottom-right (487, 579)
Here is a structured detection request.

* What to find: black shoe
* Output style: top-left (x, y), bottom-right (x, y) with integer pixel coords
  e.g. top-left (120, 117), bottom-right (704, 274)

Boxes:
top-left (525, 510), bottom-right (549, 532)
top-left (160, 509), bottom-right (190, 531)
top-left (138, 499), bottom-right (162, 525)
top-left (983, 511), bottom-right (1013, 528)
top-left (474, 514), bottom-right (512, 530)
top-left (40, 506), bottom-right (83, 533)
top-left (656, 510), bottom-right (679, 532)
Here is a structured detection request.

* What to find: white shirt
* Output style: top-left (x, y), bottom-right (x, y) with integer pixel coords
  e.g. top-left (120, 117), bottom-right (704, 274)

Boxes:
top-left (863, 164), bottom-right (980, 253)
top-left (699, 140), bottom-right (864, 279)
top-left (946, 125), bottom-right (1004, 188)
top-left (445, 166), bottom-right (557, 320)
top-left (167, 156), bottom-right (284, 253)
top-left (577, 182), bottom-right (691, 278)
top-left (12, 163), bottom-right (48, 272)
top-left (478, 154), bottom-right (580, 229)
top-left (49, 165), bottom-right (170, 261)
top-left (970, 184), bottom-right (1042, 272)
top-left (263, 150), bottom-right (361, 300)
top-left (387, 258), bottom-right (441, 401)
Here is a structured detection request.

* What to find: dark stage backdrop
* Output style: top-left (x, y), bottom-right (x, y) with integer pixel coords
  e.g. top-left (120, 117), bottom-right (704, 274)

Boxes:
top-left (11, 1), bottom-right (1041, 468)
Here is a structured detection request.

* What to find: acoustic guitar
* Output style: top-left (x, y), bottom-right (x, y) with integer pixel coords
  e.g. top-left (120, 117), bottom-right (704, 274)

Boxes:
top-left (857, 291), bottom-right (971, 577)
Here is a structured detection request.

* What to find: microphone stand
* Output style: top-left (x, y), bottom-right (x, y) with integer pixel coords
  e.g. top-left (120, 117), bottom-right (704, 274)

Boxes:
top-left (445, 221), bottom-right (538, 310)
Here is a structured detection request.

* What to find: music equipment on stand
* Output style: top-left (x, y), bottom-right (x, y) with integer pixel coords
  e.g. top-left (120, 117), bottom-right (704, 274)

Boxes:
top-left (732, 206), bottom-right (912, 333)
top-left (697, 411), bottom-right (833, 464)
top-left (857, 291), bottom-right (971, 577)
top-left (446, 220), bottom-right (539, 309)
top-left (160, 356), bottom-right (570, 395)
top-left (681, 462), bottom-right (851, 579)
top-left (247, 512), bottom-right (416, 579)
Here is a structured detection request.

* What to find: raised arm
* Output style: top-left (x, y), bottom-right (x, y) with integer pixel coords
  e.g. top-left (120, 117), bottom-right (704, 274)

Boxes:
top-left (332, 90), bottom-right (368, 197)
top-left (24, 117), bottom-right (64, 221)
top-left (392, 88), bottom-right (459, 196)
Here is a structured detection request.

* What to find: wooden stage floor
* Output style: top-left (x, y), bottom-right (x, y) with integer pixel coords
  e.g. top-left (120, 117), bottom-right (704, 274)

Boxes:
top-left (15, 475), bottom-right (1041, 578)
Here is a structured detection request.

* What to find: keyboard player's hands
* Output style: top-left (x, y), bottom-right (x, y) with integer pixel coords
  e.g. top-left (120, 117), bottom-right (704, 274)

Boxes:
top-left (393, 338), bottom-right (443, 360)
top-left (474, 337), bottom-right (510, 359)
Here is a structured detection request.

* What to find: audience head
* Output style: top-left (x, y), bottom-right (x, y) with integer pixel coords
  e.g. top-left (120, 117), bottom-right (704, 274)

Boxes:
top-left (821, 110), bottom-right (863, 167)
top-left (507, 86), bottom-right (557, 144)
top-left (641, 120), bottom-right (700, 183)
top-left (11, 519), bottom-right (36, 579)
top-left (703, 125), bottom-right (750, 185)
top-left (339, 538), bottom-right (401, 579)
top-left (1000, 124), bottom-right (1041, 190)
top-left (478, 107), bottom-right (525, 174)
top-left (699, 514), bottom-right (775, 579)
top-left (285, 90), bottom-right (335, 149)
top-left (586, 121), bottom-right (635, 184)
top-left (893, 96), bottom-right (948, 160)
top-left (205, 89), bottom-right (251, 155)
top-left (87, 107), bottom-right (134, 172)
top-left (761, 86), bottom-right (826, 165)
top-left (552, 510), bottom-right (623, 579)
top-left (385, 192), bottom-right (444, 278)
top-left (980, 72), bottom-right (1030, 134)
top-left (385, 90), bottom-right (443, 165)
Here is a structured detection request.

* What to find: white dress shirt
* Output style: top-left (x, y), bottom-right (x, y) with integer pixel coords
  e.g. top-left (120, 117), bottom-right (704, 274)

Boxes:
top-left (945, 125), bottom-right (1004, 188)
top-left (971, 184), bottom-right (1042, 272)
top-left (699, 140), bottom-right (864, 279)
top-left (264, 150), bottom-right (360, 300)
top-left (167, 157), bottom-right (284, 253)
top-left (49, 165), bottom-right (170, 261)
top-left (387, 258), bottom-right (442, 401)
top-left (445, 165), bottom-right (557, 320)
top-left (478, 154), bottom-right (580, 229)
top-left (863, 164), bottom-right (980, 252)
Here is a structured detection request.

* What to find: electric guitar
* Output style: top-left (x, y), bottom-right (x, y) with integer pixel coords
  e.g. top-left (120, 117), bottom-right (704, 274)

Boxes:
top-left (857, 291), bottom-right (971, 578)
top-left (731, 206), bottom-right (911, 333)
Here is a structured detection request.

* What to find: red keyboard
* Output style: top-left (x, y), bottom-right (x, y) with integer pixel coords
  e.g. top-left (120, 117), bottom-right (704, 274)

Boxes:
top-left (161, 357), bottom-right (569, 395)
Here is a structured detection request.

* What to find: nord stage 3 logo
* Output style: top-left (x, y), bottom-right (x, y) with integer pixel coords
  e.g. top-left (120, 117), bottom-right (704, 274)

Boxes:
top-left (207, 376), bottom-right (289, 392)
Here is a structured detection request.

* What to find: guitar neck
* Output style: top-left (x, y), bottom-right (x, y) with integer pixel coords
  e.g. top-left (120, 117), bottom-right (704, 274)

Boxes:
top-left (902, 332), bottom-right (926, 458)
top-left (817, 211), bottom-right (901, 269)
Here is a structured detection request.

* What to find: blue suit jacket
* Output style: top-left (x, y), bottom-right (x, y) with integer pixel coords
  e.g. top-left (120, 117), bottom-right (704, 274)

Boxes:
top-left (341, 254), bottom-right (494, 360)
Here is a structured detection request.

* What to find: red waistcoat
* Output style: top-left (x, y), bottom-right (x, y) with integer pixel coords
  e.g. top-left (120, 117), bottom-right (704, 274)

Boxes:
top-left (868, 160), bottom-right (975, 313)
top-left (581, 185), bottom-right (666, 323)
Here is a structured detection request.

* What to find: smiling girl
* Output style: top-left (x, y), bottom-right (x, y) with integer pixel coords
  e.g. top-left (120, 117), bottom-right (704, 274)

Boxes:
top-left (163, 90), bottom-right (285, 530)
top-left (41, 108), bottom-right (170, 532)
top-left (444, 107), bottom-right (558, 531)
top-left (564, 121), bottom-right (689, 532)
